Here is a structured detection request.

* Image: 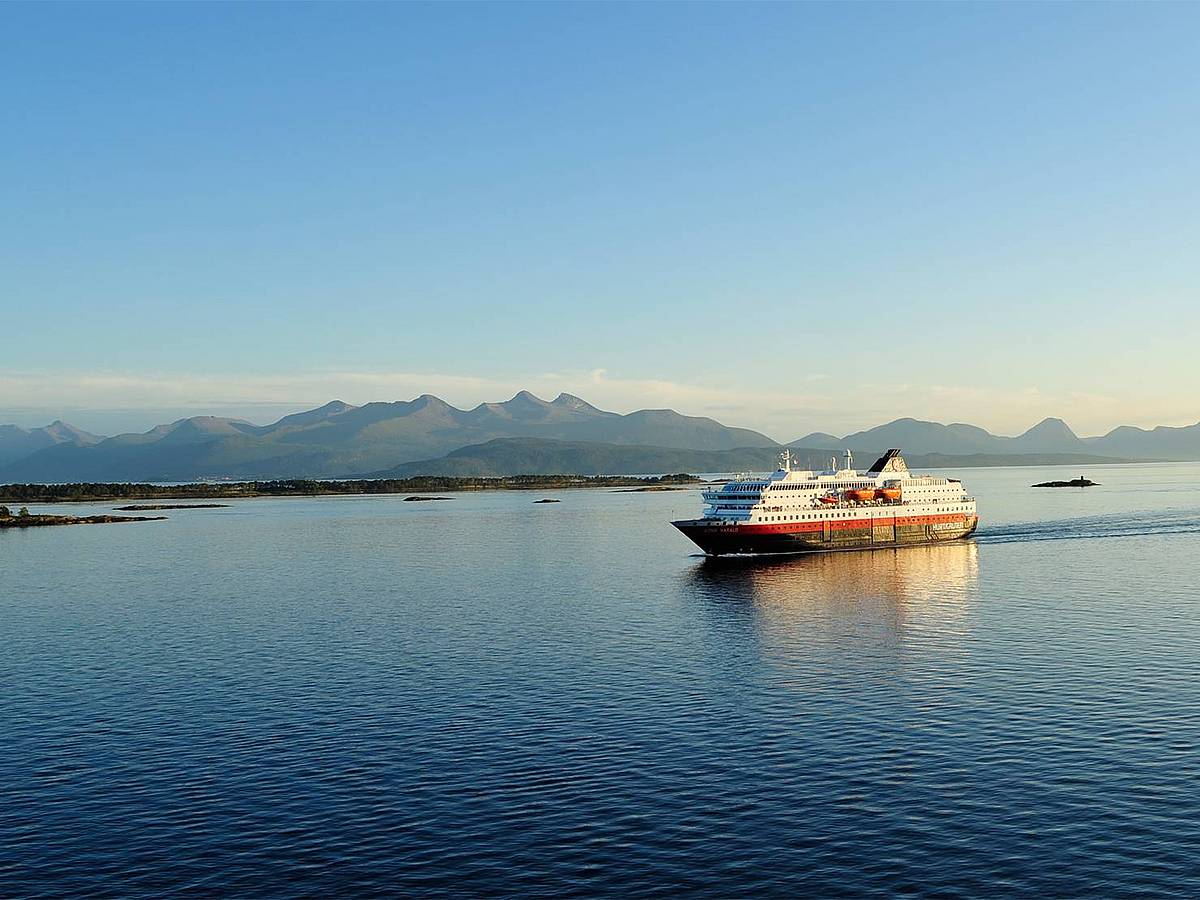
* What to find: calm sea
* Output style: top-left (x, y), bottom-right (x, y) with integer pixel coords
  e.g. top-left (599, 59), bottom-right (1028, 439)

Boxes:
top-left (4, 463), bottom-right (1200, 896)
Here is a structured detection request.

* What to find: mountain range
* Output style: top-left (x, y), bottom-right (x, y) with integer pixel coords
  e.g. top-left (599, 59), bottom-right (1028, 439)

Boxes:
top-left (0, 392), bottom-right (775, 482)
top-left (792, 415), bottom-right (1200, 458)
top-left (1, 392), bottom-right (1197, 481)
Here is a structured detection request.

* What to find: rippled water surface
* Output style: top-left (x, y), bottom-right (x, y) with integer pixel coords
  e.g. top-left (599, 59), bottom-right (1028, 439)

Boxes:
top-left (4, 463), bottom-right (1200, 896)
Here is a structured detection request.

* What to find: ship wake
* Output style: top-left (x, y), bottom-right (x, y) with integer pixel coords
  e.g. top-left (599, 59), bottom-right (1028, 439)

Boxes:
top-left (976, 508), bottom-right (1200, 546)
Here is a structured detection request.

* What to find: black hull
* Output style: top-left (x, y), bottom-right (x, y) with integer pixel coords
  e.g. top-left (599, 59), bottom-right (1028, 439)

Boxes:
top-left (673, 517), bottom-right (979, 557)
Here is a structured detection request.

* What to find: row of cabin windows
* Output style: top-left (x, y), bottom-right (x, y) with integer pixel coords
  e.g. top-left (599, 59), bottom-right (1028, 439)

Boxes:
top-left (752, 504), bottom-right (973, 522)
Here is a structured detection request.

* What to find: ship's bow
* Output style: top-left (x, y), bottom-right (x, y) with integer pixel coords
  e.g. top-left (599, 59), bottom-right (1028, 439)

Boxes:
top-left (672, 519), bottom-right (723, 555)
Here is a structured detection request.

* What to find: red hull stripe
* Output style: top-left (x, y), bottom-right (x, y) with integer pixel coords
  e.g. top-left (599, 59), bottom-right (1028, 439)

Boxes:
top-left (732, 513), bottom-right (975, 535)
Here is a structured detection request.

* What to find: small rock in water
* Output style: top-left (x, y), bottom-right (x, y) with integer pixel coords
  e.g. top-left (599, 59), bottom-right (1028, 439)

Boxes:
top-left (534, 498), bottom-right (561, 503)
top-left (403, 496), bottom-right (454, 502)
top-left (1032, 477), bottom-right (1098, 488)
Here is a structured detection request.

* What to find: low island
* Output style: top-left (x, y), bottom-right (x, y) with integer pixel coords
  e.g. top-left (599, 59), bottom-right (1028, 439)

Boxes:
top-left (0, 506), bottom-right (166, 529)
top-left (114, 503), bottom-right (230, 511)
top-left (611, 486), bottom-right (690, 492)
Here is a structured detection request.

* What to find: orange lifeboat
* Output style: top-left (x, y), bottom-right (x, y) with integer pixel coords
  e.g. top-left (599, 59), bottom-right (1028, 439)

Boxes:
top-left (848, 488), bottom-right (876, 502)
top-left (818, 494), bottom-right (838, 504)
top-left (876, 487), bottom-right (902, 502)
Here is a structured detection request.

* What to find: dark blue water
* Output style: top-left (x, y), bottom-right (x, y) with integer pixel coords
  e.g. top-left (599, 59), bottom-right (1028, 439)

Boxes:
top-left (4, 463), bottom-right (1200, 896)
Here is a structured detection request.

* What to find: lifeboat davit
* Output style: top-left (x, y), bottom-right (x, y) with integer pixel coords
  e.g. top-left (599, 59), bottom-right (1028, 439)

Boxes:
top-left (876, 487), bottom-right (902, 502)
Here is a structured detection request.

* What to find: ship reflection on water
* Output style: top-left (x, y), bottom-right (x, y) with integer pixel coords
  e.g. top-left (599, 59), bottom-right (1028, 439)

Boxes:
top-left (682, 543), bottom-right (981, 688)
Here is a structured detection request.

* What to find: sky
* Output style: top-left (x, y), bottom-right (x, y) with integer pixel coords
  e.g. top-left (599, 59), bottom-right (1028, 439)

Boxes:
top-left (3, 2), bottom-right (1198, 440)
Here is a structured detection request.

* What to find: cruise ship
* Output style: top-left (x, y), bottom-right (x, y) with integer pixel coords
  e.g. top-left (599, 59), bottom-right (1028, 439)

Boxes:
top-left (673, 449), bottom-right (978, 556)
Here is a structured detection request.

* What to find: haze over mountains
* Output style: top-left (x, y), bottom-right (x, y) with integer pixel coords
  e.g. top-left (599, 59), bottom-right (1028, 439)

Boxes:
top-left (1, 392), bottom-right (1198, 481)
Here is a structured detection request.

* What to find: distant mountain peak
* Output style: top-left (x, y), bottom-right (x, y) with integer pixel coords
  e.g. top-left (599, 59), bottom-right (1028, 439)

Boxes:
top-left (0, 418), bottom-right (105, 468)
top-left (392, 394), bottom-right (459, 423)
top-left (258, 399), bottom-right (359, 434)
top-left (468, 390), bottom-right (558, 421)
top-left (38, 420), bottom-right (103, 445)
top-left (788, 432), bottom-right (841, 449)
top-left (508, 390), bottom-right (549, 405)
top-left (1024, 416), bottom-right (1075, 433)
top-left (1029, 416), bottom-right (1066, 426)
top-left (412, 394), bottom-right (451, 408)
top-left (1012, 417), bottom-right (1082, 451)
top-left (551, 392), bottom-right (598, 411)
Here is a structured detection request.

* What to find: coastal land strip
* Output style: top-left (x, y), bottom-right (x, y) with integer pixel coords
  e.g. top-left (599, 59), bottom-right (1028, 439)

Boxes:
top-left (0, 474), bottom-right (701, 505)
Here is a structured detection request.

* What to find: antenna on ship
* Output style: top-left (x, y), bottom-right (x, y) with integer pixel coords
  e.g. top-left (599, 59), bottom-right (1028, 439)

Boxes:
top-left (844, 449), bottom-right (853, 472)
top-left (779, 448), bottom-right (792, 472)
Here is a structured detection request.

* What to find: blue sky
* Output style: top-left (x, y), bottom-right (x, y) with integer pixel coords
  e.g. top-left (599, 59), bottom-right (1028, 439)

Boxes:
top-left (3, 2), bottom-right (1197, 438)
